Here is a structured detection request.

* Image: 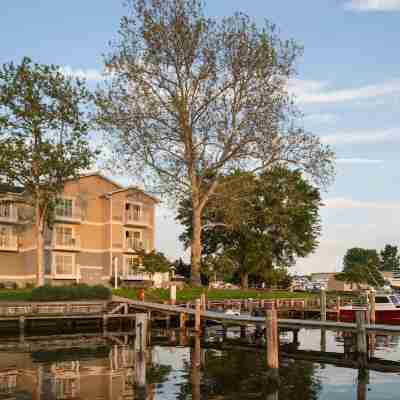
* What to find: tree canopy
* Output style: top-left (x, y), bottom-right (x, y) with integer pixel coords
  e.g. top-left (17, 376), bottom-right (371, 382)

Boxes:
top-left (380, 244), bottom-right (400, 273)
top-left (0, 57), bottom-right (95, 286)
top-left (177, 167), bottom-right (322, 288)
top-left (96, 0), bottom-right (335, 285)
top-left (336, 247), bottom-right (384, 288)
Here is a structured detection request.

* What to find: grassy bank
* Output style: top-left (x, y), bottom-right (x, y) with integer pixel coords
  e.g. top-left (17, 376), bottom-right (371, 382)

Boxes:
top-left (113, 287), bottom-right (315, 303)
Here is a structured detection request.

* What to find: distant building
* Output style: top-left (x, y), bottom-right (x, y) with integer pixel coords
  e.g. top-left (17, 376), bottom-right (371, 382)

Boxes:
top-left (310, 272), bottom-right (369, 291)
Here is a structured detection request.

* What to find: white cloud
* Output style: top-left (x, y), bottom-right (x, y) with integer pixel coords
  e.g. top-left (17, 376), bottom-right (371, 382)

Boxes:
top-left (320, 128), bottom-right (398, 145)
top-left (324, 197), bottom-right (400, 210)
top-left (290, 78), bottom-right (400, 105)
top-left (345, 0), bottom-right (400, 11)
top-left (60, 66), bottom-right (103, 82)
top-left (303, 113), bottom-right (337, 125)
top-left (336, 158), bottom-right (383, 164)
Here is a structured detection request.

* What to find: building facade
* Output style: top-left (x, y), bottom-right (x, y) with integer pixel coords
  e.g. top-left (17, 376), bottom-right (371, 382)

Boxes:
top-left (0, 173), bottom-right (158, 287)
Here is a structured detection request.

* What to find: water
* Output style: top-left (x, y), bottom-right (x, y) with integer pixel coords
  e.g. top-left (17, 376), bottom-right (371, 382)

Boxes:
top-left (0, 328), bottom-right (399, 399)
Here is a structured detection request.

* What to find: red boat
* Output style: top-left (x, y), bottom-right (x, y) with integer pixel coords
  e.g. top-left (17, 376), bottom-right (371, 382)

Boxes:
top-left (334, 294), bottom-right (400, 325)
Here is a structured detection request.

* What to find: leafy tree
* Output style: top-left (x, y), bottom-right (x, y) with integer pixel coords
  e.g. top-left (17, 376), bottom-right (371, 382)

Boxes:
top-left (380, 244), bottom-right (400, 272)
top-left (177, 167), bottom-right (321, 288)
top-left (336, 247), bottom-right (384, 288)
top-left (134, 250), bottom-right (172, 273)
top-left (96, 0), bottom-right (335, 285)
top-left (0, 58), bottom-right (95, 286)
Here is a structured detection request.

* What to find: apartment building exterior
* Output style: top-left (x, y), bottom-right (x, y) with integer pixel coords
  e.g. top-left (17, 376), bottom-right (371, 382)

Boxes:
top-left (0, 173), bottom-right (159, 287)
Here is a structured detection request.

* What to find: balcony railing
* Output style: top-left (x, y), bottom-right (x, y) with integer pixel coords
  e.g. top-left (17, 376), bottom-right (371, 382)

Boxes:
top-left (0, 235), bottom-right (18, 251)
top-left (0, 204), bottom-right (18, 223)
top-left (52, 236), bottom-right (81, 251)
top-left (122, 271), bottom-right (153, 281)
top-left (54, 209), bottom-right (82, 223)
top-left (124, 212), bottom-right (151, 226)
top-left (125, 238), bottom-right (149, 253)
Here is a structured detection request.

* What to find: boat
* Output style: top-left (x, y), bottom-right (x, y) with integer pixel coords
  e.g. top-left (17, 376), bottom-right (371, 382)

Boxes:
top-left (334, 293), bottom-right (400, 324)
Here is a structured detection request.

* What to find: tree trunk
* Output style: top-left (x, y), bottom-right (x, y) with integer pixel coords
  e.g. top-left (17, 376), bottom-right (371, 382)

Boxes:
top-left (35, 202), bottom-right (45, 287)
top-left (191, 208), bottom-right (202, 286)
top-left (240, 272), bottom-right (249, 289)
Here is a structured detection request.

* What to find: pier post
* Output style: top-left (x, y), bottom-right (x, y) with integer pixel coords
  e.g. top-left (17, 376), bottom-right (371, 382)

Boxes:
top-left (135, 314), bottom-right (148, 353)
top-left (320, 328), bottom-right (326, 353)
top-left (357, 368), bottom-right (369, 400)
top-left (266, 308), bottom-right (279, 373)
top-left (200, 293), bottom-right (206, 311)
top-left (180, 312), bottom-right (187, 329)
top-left (368, 289), bottom-right (376, 325)
top-left (170, 284), bottom-right (176, 306)
top-left (195, 299), bottom-right (201, 332)
top-left (356, 310), bottom-right (367, 367)
top-left (320, 288), bottom-right (327, 322)
top-left (19, 316), bottom-right (25, 335)
top-left (336, 296), bottom-right (341, 321)
top-left (240, 325), bottom-right (246, 339)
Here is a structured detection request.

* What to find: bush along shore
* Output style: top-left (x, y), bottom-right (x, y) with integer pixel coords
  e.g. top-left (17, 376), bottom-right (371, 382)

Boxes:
top-left (0, 284), bottom-right (111, 302)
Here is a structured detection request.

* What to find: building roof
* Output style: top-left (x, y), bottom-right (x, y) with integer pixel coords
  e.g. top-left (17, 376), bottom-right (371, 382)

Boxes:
top-left (65, 172), bottom-right (123, 190)
top-left (103, 187), bottom-right (160, 204)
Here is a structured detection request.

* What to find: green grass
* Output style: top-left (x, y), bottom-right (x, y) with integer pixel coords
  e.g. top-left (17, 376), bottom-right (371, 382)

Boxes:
top-left (114, 287), bottom-right (315, 303)
top-left (0, 289), bottom-right (32, 302)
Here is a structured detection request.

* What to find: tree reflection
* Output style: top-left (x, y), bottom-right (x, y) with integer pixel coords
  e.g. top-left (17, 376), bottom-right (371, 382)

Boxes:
top-left (176, 342), bottom-right (321, 400)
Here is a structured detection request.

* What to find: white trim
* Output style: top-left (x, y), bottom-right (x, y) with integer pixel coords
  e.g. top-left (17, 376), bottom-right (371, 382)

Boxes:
top-left (80, 266), bottom-right (104, 270)
top-left (0, 275), bottom-right (36, 280)
top-left (52, 252), bottom-right (77, 279)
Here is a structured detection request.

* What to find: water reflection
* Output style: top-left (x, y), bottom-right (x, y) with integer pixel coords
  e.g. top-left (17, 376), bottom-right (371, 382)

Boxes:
top-left (0, 328), bottom-right (399, 399)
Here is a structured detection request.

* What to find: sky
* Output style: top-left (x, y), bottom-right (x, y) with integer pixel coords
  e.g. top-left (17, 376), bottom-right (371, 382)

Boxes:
top-left (1, 0), bottom-right (400, 274)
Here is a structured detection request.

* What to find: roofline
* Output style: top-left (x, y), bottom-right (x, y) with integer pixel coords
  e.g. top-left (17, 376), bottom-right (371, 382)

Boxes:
top-left (65, 172), bottom-right (124, 190)
top-left (103, 187), bottom-right (160, 203)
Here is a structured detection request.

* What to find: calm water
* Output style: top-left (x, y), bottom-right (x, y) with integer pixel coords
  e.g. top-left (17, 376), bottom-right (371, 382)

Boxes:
top-left (0, 327), bottom-right (399, 399)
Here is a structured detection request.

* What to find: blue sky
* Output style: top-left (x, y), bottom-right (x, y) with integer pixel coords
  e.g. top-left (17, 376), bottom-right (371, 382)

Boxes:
top-left (2, 0), bottom-right (400, 273)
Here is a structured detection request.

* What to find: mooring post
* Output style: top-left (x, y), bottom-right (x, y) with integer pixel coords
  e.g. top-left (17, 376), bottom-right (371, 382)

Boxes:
top-left (266, 307), bottom-right (279, 374)
top-left (320, 328), bottom-right (326, 353)
top-left (200, 293), bottom-right (206, 311)
top-left (195, 299), bottom-right (201, 332)
top-left (179, 312), bottom-right (187, 329)
top-left (357, 368), bottom-right (369, 400)
top-left (356, 310), bottom-right (367, 367)
top-left (19, 316), bottom-right (25, 335)
top-left (320, 288), bottom-right (327, 322)
top-left (135, 313), bottom-right (148, 353)
top-left (368, 289), bottom-right (376, 325)
top-left (336, 296), bottom-right (341, 321)
top-left (170, 284), bottom-right (177, 306)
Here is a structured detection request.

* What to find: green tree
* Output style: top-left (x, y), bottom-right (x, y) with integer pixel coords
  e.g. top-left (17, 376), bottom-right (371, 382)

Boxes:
top-left (380, 244), bottom-right (400, 272)
top-left (0, 58), bottom-right (95, 286)
top-left (336, 247), bottom-right (384, 288)
top-left (177, 167), bottom-right (321, 288)
top-left (96, 0), bottom-right (335, 286)
top-left (130, 250), bottom-right (172, 273)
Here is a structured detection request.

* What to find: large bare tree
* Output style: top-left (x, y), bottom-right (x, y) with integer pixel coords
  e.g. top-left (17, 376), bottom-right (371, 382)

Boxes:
top-left (97, 0), bottom-right (335, 285)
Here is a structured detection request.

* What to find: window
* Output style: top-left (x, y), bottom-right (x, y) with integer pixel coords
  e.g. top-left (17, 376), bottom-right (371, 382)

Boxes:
top-left (0, 226), bottom-right (13, 248)
top-left (54, 253), bottom-right (75, 276)
top-left (56, 198), bottom-right (73, 218)
top-left (375, 296), bottom-right (390, 304)
top-left (0, 202), bottom-right (12, 218)
top-left (126, 255), bottom-right (140, 274)
top-left (126, 203), bottom-right (141, 221)
top-left (55, 226), bottom-right (74, 246)
top-left (125, 230), bottom-right (142, 250)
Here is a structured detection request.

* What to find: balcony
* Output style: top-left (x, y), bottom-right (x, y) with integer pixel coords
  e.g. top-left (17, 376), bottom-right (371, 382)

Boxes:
top-left (52, 235), bottom-right (81, 251)
top-left (54, 209), bottom-right (82, 224)
top-left (124, 238), bottom-right (150, 253)
top-left (124, 211), bottom-right (152, 227)
top-left (0, 204), bottom-right (18, 224)
top-left (0, 235), bottom-right (18, 252)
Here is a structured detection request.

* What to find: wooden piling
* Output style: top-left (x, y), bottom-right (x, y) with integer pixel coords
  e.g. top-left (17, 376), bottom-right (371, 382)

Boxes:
top-left (170, 284), bottom-right (176, 306)
top-left (368, 289), bottom-right (376, 325)
top-left (179, 312), bottom-right (187, 329)
top-left (266, 308), bottom-right (279, 372)
top-left (19, 316), bottom-right (25, 335)
top-left (135, 313), bottom-right (148, 353)
top-left (356, 310), bottom-right (367, 367)
top-left (336, 296), bottom-right (341, 321)
top-left (320, 288), bottom-right (327, 322)
top-left (195, 299), bottom-right (201, 332)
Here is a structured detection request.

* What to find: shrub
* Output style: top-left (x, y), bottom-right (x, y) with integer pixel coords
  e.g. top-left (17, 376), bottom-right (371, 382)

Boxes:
top-left (31, 284), bottom-right (111, 302)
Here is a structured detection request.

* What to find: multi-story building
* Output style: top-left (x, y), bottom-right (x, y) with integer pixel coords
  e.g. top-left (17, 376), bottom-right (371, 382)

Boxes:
top-left (0, 173), bottom-right (159, 287)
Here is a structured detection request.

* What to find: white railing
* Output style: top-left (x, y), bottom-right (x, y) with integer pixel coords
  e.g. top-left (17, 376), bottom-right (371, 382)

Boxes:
top-left (55, 208), bottom-right (82, 223)
top-left (53, 235), bottom-right (81, 250)
top-left (125, 238), bottom-right (149, 252)
top-left (0, 204), bottom-right (18, 223)
top-left (0, 235), bottom-right (18, 251)
top-left (123, 272), bottom-right (153, 281)
top-left (125, 212), bottom-right (151, 226)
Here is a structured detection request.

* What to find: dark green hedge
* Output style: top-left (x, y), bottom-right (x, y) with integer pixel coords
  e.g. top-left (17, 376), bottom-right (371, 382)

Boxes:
top-left (31, 284), bottom-right (111, 302)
